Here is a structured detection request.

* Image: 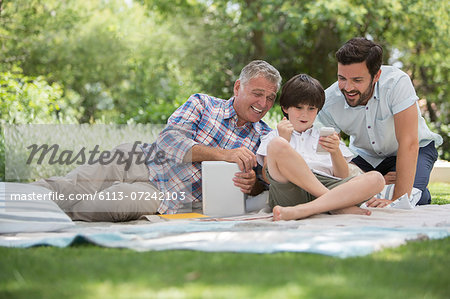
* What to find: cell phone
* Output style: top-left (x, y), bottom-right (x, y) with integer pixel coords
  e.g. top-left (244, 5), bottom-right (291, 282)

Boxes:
top-left (316, 127), bottom-right (335, 154)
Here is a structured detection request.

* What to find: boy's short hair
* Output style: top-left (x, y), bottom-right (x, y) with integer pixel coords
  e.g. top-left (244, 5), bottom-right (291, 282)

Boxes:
top-left (279, 74), bottom-right (325, 118)
top-left (335, 37), bottom-right (383, 78)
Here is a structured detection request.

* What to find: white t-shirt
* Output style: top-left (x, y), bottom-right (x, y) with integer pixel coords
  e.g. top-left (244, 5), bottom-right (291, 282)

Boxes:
top-left (256, 126), bottom-right (354, 177)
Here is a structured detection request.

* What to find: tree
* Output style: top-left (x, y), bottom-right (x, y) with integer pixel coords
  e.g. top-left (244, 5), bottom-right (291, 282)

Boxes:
top-left (0, 67), bottom-right (80, 180)
top-left (389, 0), bottom-right (449, 159)
top-left (1, 0), bottom-right (448, 158)
top-left (1, 0), bottom-right (201, 123)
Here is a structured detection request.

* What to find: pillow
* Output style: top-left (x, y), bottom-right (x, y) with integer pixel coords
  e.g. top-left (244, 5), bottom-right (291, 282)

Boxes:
top-left (0, 182), bottom-right (74, 234)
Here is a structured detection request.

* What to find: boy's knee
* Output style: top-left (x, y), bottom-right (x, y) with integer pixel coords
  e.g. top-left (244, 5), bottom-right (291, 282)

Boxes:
top-left (267, 137), bottom-right (290, 156)
top-left (366, 171), bottom-right (385, 191)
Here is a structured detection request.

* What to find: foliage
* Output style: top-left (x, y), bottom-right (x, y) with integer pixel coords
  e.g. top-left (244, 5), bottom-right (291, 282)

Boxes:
top-left (0, 68), bottom-right (80, 124)
top-left (0, 68), bottom-right (80, 180)
top-left (389, 0), bottom-right (449, 160)
top-left (1, 0), bottom-right (198, 124)
top-left (0, 0), bottom-right (448, 158)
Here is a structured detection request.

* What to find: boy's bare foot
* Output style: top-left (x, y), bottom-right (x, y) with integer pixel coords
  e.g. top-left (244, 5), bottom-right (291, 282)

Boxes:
top-left (330, 206), bottom-right (371, 216)
top-left (272, 205), bottom-right (310, 221)
top-left (272, 205), bottom-right (283, 221)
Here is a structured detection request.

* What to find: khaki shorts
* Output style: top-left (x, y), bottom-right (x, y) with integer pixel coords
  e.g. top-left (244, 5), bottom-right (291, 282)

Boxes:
top-left (265, 167), bottom-right (353, 209)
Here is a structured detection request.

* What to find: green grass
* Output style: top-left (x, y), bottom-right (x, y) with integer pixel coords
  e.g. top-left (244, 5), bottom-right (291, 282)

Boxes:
top-left (430, 182), bottom-right (450, 205)
top-left (1, 183), bottom-right (449, 299)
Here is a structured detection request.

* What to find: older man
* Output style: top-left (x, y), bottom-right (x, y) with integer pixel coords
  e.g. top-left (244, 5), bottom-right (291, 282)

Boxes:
top-left (34, 60), bottom-right (282, 221)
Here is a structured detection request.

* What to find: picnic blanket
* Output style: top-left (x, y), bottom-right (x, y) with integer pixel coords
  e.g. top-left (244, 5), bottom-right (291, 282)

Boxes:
top-left (1, 204), bottom-right (449, 258)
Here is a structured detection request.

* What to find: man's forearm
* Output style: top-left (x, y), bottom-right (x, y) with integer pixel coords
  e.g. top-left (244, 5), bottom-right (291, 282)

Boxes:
top-left (392, 144), bottom-right (418, 200)
top-left (183, 144), bottom-right (225, 163)
top-left (392, 104), bottom-right (419, 201)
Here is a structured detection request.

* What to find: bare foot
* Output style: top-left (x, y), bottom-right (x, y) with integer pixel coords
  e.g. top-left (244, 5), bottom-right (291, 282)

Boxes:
top-left (272, 205), bottom-right (311, 221)
top-left (330, 206), bottom-right (371, 216)
top-left (272, 205), bottom-right (283, 221)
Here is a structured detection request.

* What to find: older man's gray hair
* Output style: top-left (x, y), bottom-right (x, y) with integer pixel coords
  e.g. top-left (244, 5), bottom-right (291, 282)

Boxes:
top-left (238, 60), bottom-right (282, 92)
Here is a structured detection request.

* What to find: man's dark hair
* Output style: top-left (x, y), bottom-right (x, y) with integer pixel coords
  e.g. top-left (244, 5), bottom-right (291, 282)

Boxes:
top-left (335, 37), bottom-right (383, 77)
top-left (279, 74), bottom-right (325, 118)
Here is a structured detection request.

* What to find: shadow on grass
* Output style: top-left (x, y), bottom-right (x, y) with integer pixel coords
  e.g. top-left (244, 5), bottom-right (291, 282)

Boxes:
top-left (1, 237), bottom-right (449, 298)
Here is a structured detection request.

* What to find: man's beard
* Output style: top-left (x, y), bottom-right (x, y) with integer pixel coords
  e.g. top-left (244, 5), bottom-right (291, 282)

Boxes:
top-left (341, 78), bottom-right (375, 107)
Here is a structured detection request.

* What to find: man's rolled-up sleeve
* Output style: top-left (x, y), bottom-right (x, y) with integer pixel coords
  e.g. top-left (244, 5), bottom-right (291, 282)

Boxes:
top-left (156, 94), bottom-right (205, 163)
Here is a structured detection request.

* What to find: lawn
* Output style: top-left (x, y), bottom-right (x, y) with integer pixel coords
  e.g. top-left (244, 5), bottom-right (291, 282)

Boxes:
top-left (1, 183), bottom-right (449, 299)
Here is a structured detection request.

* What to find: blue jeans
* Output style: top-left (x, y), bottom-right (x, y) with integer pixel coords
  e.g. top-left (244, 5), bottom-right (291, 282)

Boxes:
top-left (351, 142), bottom-right (438, 205)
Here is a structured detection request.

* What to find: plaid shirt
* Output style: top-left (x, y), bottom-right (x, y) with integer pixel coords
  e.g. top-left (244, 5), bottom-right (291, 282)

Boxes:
top-left (142, 93), bottom-right (272, 214)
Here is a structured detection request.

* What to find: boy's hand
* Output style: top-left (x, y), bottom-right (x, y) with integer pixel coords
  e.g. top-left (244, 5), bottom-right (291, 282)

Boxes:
top-left (319, 132), bottom-right (341, 155)
top-left (277, 117), bottom-right (294, 142)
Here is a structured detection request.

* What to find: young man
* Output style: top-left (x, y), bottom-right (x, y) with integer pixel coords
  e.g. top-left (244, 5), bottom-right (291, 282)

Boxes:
top-left (257, 74), bottom-right (384, 221)
top-left (33, 60), bottom-right (282, 221)
top-left (317, 37), bottom-right (442, 207)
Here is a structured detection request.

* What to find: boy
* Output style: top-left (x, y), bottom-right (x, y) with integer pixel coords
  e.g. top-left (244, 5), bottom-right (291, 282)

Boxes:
top-left (256, 74), bottom-right (384, 221)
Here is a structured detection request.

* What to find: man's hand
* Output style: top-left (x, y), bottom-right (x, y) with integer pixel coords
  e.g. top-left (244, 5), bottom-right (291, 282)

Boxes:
top-left (366, 197), bottom-right (393, 208)
top-left (277, 117), bottom-right (294, 141)
top-left (233, 169), bottom-right (257, 194)
top-left (384, 171), bottom-right (396, 184)
top-left (319, 132), bottom-right (341, 155)
top-left (223, 147), bottom-right (257, 172)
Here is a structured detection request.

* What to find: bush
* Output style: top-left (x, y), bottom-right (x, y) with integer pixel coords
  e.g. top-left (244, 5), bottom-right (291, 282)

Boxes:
top-left (0, 68), bottom-right (80, 181)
